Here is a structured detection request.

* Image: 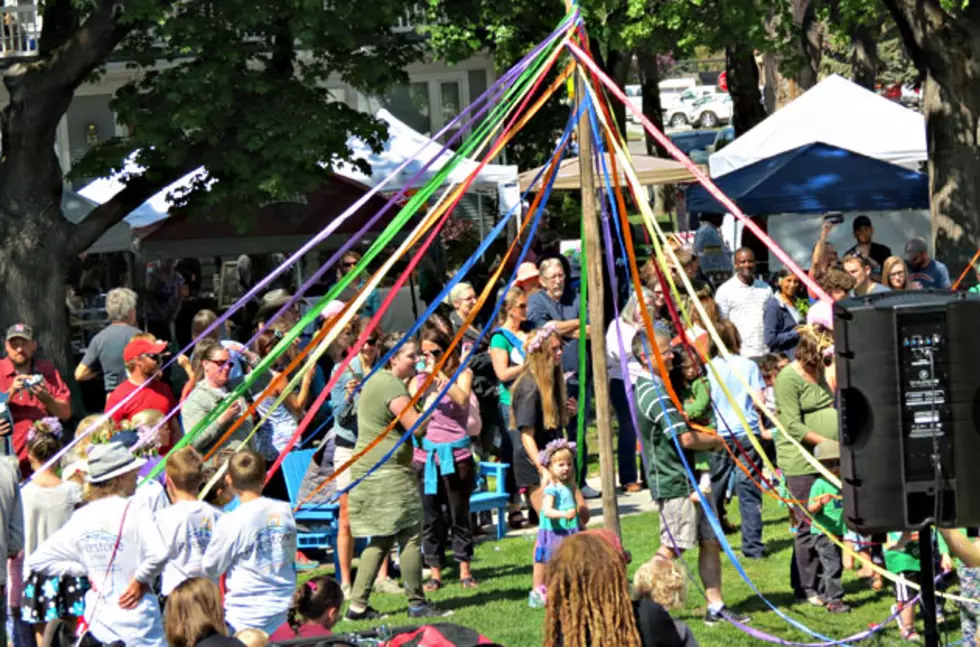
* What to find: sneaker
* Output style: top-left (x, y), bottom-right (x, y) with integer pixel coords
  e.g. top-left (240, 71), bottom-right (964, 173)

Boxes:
top-left (345, 606), bottom-right (387, 621)
top-left (374, 577), bottom-right (402, 595)
top-left (528, 588), bottom-right (547, 608)
top-left (341, 583), bottom-right (352, 599)
top-left (704, 605), bottom-right (750, 626)
top-left (826, 600), bottom-right (851, 613)
top-left (580, 485), bottom-right (601, 499)
top-left (408, 603), bottom-right (452, 619)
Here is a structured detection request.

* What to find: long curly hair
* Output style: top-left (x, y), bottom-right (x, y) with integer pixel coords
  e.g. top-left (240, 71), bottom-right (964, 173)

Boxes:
top-left (543, 533), bottom-right (641, 647)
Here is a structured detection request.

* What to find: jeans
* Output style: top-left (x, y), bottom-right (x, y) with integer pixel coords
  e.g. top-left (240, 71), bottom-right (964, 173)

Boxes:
top-left (813, 534), bottom-right (844, 602)
top-left (418, 458), bottom-right (477, 567)
top-left (786, 474), bottom-right (821, 596)
top-left (350, 522), bottom-right (425, 608)
top-left (709, 440), bottom-right (764, 557)
top-left (610, 378), bottom-right (639, 486)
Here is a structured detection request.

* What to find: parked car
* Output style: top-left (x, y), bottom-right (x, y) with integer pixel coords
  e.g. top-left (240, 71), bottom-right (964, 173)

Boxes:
top-left (663, 87), bottom-right (723, 128)
top-left (688, 127), bottom-right (735, 164)
top-left (689, 94), bottom-right (733, 128)
top-left (625, 84), bottom-right (642, 121)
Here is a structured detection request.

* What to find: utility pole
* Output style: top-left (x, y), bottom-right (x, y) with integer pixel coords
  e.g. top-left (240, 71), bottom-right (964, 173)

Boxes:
top-left (565, 15), bottom-right (622, 537)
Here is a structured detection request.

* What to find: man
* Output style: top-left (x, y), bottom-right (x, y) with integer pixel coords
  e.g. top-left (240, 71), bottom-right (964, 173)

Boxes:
top-left (527, 258), bottom-right (599, 498)
top-left (632, 328), bottom-right (748, 626)
top-left (905, 238), bottom-right (952, 289)
top-left (105, 335), bottom-right (181, 453)
top-left (0, 457), bottom-right (23, 646)
top-left (693, 213), bottom-right (732, 284)
top-left (75, 287), bottom-right (141, 394)
top-left (0, 324), bottom-right (72, 476)
top-left (705, 321), bottom-right (767, 559)
top-left (844, 254), bottom-right (891, 296)
top-left (714, 248), bottom-right (773, 359)
top-left (844, 215), bottom-right (892, 279)
top-left (146, 258), bottom-right (185, 341)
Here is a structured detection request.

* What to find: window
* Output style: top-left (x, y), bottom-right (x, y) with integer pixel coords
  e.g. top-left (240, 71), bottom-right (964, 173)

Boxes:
top-left (382, 82), bottom-right (430, 133)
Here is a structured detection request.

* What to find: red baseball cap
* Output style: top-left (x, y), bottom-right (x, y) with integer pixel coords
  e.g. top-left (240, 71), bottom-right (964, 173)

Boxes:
top-left (123, 338), bottom-right (168, 363)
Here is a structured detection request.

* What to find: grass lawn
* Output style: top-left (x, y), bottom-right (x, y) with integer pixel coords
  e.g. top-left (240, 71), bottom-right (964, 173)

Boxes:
top-left (304, 490), bottom-right (966, 646)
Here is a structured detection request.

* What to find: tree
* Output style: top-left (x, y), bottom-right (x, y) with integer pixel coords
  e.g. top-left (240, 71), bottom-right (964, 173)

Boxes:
top-left (879, 0), bottom-right (980, 270)
top-left (0, 0), bottom-right (419, 372)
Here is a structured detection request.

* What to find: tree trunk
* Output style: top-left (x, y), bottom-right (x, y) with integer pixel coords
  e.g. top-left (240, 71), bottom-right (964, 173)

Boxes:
top-left (725, 43), bottom-right (767, 137)
top-left (791, 0), bottom-right (822, 90)
top-left (636, 48), bottom-right (667, 157)
top-left (762, 52), bottom-right (778, 114)
top-left (851, 22), bottom-right (878, 89)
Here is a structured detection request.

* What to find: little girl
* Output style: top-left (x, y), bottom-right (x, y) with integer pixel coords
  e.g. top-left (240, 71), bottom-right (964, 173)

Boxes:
top-left (676, 350), bottom-right (712, 503)
top-left (530, 439), bottom-right (581, 608)
top-left (19, 418), bottom-right (88, 646)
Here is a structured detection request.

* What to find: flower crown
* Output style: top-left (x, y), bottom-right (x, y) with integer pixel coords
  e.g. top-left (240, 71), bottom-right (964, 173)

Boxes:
top-left (539, 438), bottom-right (576, 467)
top-left (526, 322), bottom-right (560, 354)
top-left (26, 417), bottom-right (62, 445)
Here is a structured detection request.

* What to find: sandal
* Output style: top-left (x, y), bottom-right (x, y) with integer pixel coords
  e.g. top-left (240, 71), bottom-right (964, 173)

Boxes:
top-left (508, 510), bottom-right (526, 530)
top-left (423, 578), bottom-right (443, 593)
top-left (900, 627), bottom-right (920, 641)
top-left (460, 577), bottom-right (479, 589)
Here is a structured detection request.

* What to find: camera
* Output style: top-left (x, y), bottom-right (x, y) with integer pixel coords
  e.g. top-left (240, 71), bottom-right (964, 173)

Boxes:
top-left (22, 375), bottom-right (43, 389)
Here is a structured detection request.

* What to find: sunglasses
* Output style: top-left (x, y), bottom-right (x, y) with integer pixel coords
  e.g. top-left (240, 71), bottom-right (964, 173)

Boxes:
top-left (142, 353), bottom-right (163, 362)
top-left (342, 261), bottom-right (357, 269)
top-left (363, 338), bottom-right (379, 347)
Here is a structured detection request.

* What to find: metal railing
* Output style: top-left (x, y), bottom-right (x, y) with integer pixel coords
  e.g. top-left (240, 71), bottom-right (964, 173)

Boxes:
top-left (392, 4), bottom-right (427, 32)
top-left (1, 5), bottom-right (40, 58)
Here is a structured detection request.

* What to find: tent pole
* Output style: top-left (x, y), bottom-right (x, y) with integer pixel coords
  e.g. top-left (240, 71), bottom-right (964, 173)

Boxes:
top-left (477, 193), bottom-right (486, 260)
top-left (569, 28), bottom-right (621, 537)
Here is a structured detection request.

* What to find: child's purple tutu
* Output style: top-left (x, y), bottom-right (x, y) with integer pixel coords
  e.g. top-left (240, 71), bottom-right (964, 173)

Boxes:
top-left (534, 527), bottom-right (578, 564)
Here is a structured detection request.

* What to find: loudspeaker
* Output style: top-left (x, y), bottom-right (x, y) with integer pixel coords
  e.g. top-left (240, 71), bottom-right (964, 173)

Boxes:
top-left (834, 291), bottom-right (980, 535)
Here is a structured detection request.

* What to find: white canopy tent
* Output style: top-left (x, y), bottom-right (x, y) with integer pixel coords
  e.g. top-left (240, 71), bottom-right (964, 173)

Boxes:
top-left (709, 75), bottom-right (927, 177)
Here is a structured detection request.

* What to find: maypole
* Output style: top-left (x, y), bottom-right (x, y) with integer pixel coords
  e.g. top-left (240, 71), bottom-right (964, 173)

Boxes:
top-left (565, 3), bottom-right (621, 536)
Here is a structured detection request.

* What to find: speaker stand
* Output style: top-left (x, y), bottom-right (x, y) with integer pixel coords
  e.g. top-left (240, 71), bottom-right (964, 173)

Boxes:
top-left (918, 524), bottom-right (939, 647)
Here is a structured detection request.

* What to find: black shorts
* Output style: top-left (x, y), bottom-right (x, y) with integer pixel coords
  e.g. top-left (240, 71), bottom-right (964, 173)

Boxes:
top-left (895, 571), bottom-right (919, 604)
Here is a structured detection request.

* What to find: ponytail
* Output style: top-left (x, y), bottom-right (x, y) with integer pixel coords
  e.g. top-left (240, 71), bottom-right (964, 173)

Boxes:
top-left (287, 576), bottom-right (343, 634)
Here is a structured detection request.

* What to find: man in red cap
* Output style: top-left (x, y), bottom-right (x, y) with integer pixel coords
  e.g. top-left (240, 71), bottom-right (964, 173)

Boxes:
top-left (0, 323), bottom-right (71, 475)
top-left (104, 334), bottom-right (181, 453)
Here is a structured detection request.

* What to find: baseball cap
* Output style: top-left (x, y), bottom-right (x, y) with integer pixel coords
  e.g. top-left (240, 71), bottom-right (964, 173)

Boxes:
top-left (5, 323), bottom-right (33, 342)
top-left (815, 441), bottom-right (841, 462)
top-left (852, 215), bottom-right (872, 231)
top-left (123, 338), bottom-right (168, 363)
top-left (904, 238), bottom-right (927, 260)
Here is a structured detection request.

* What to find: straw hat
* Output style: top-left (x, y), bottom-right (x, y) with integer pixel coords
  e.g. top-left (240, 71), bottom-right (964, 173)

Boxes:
top-left (86, 442), bottom-right (146, 484)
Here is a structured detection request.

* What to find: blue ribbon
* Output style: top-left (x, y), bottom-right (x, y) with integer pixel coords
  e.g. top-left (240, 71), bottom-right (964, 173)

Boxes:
top-left (420, 436), bottom-right (471, 494)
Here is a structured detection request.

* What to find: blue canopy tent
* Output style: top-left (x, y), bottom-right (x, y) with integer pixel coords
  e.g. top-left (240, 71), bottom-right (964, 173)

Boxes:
top-left (685, 141), bottom-right (929, 215)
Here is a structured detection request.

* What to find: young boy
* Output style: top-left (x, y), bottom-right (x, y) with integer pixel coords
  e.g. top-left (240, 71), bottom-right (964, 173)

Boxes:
top-left (806, 441), bottom-right (849, 613)
top-left (154, 447), bottom-right (223, 600)
top-left (884, 527), bottom-right (952, 641)
top-left (202, 450), bottom-right (297, 635)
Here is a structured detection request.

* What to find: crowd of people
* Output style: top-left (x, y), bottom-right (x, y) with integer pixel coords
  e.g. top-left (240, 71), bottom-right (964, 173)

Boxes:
top-left (0, 214), bottom-right (979, 647)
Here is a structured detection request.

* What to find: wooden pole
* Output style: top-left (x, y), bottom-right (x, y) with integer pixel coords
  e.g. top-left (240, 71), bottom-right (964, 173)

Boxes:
top-left (573, 60), bottom-right (622, 537)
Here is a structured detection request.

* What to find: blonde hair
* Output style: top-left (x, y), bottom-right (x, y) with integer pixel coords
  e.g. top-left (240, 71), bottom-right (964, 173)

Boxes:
top-left (164, 578), bottom-right (228, 647)
top-left (234, 628), bottom-right (269, 647)
top-left (882, 255), bottom-right (910, 290)
top-left (498, 286), bottom-right (527, 324)
top-left (511, 330), bottom-right (567, 430)
top-left (632, 557), bottom-right (688, 609)
top-left (797, 323), bottom-right (834, 373)
top-left (166, 447), bottom-right (205, 493)
top-left (126, 408), bottom-right (166, 431)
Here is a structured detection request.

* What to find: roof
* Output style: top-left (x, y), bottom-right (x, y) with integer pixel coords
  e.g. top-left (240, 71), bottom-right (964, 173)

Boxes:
top-left (518, 153), bottom-right (696, 191)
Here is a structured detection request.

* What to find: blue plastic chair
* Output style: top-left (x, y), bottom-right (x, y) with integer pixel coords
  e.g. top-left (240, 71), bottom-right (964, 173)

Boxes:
top-left (281, 449), bottom-right (342, 572)
top-left (469, 462), bottom-right (511, 540)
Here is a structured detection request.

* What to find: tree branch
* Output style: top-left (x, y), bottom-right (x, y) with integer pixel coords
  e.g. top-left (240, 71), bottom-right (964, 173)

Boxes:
top-left (880, 0), bottom-right (955, 74)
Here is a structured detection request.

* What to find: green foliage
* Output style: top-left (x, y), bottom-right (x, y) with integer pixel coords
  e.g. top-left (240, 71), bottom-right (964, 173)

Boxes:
top-left (818, 0), bottom-right (919, 87)
top-left (67, 0), bottom-right (422, 222)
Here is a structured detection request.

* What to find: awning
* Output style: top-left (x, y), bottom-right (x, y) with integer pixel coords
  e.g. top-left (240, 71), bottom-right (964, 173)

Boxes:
top-left (518, 153), bottom-right (696, 191)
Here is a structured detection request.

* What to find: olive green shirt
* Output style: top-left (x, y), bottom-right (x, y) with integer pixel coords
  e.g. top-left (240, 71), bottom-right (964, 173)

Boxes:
top-left (773, 365), bottom-right (838, 477)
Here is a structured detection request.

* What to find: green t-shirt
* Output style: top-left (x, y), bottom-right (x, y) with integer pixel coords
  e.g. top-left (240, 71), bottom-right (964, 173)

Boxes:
top-left (808, 477), bottom-right (844, 536)
top-left (636, 374), bottom-right (694, 500)
top-left (774, 366), bottom-right (838, 477)
top-left (884, 530), bottom-right (950, 574)
top-left (489, 330), bottom-right (524, 406)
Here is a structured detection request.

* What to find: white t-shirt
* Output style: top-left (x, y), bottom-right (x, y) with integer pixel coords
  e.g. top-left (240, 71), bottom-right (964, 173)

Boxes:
top-left (606, 318), bottom-right (644, 384)
top-left (715, 276), bottom-right (773, 358)
top-left (135, 478), bottom-right (170, 513)
top-left (25, 495), bottom-right (168, 647)
top-left (20, 481), bottom-right (81, 557)
top-left (155, 499), bottom-right (223, 595)
top-left (202, 496), bottom-right (297, 634)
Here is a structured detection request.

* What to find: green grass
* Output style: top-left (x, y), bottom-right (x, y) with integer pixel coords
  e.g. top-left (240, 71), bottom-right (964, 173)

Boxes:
top-left (303, 493), bottom-right (965, 646)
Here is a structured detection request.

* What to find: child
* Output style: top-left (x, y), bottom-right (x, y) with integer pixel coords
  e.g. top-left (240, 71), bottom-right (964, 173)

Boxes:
top-left (163, 577), bottom-right (242, 647)
top-left (61, 414), bottom-right (115, 487)
top-left (951, 531), bottom-right (980, 647)
top-left (806, 441), bottom-right (849, 613)
top-left (530, 439), bottom-right (581, 609)
top-left (885, 528), bottom-right (952, 641)
top-left (632, 556), bottom-right (688, 610)
top-left (676, 350), bottom-right (713, 503)
top-left (268, 575), bottom-right (344, 640)
top-left (202, 450), bottom-right (297, 635)
top-left (110, 424), bottom-right (171, 513)
top-left (154, 447), bottom-right (222, 600)
top-left (235, 628), bottom-right (269, 647)
top-left (19, 419), bottom-right (87, 646)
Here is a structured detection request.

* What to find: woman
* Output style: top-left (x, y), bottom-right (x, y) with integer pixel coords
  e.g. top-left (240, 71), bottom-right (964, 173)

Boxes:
top-left (181, 341), bottom-right (255, 458)
top-left (411, 325), bottom-right (479, 590)
top-left (489, 287), bottom-right (530, 527)
top-left (254, 326), bottom-right (316, 455)
top-left (511, 324), bottom-right (589, 596)
top-left (764, 270), bottom-right (803, 358)
top-left (326, 321), bottom-right (381, 596)
top-left (774, 324), bottom-right (838, 606)
top-left (26, 442), bottom-right (169, 647)
top-left (337, 250), bottom-right (381, 317)
top-left (606, 289), bottom-right (654, 493)
top-left (882, 255), bottom-right (921, 291)
top-left (180, 310), bottom-right (256, 401)
top-left (164, 578), bottom-right (244, 647)
top-left (346, 333), bottom-right (442, 620)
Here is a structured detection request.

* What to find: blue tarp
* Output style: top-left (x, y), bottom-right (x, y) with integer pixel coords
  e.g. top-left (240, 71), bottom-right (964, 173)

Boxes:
top-left (685, 141), bottom-right (929, 215)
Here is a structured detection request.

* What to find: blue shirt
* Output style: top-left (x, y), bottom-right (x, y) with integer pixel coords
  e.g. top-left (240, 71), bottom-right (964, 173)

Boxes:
top-left (707, 354), bottom-right (765, 437)
top-left (909, 259), bottom-right (952, 290)
top-left (527, 289), bottom-right (588, 379)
